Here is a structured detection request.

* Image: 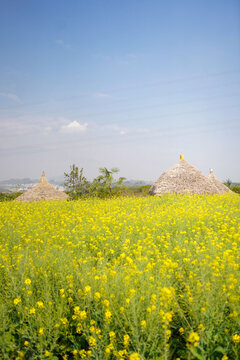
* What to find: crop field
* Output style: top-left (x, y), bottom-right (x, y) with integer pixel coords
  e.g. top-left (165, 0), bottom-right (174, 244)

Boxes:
top-left (0, 195), bottom-right (240, 360)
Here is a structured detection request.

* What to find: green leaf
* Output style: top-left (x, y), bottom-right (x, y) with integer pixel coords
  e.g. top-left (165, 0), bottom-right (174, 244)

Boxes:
top-left (211, 346), bottom-right (226, 355)
top-left (189, 347), bottom-right (205, 360)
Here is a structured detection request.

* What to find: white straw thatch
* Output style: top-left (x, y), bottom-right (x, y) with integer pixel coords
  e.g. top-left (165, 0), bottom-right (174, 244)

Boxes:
top-left (149, 156), bottom-right (219, 195)
top-left (208, 169), bottom-right (232, 194)
top-left (15, 171), bottom-right (69, 202)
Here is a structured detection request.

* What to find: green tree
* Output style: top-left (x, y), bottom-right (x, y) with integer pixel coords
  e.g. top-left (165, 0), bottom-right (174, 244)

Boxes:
top-left (90, 167), bottom-right (125, 198)
top-left (224, 178), bottom-right (232, 188)
top-left (64, 164), bottom-right (89, 198)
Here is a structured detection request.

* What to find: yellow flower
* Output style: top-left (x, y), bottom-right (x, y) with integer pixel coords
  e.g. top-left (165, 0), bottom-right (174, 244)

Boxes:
top-left (229, 311), bottom-right (238, 318)
top-left (118, 349), bottom-right (128, 358)
top-left (39, 327), bottom-right (44, 335)
top-left (222, 356), bottom-right (228, 360)
top-left (84, 285), bottom-right (91, 295)
top-left (36, 301), bottom-right (44, 308)
top-left (187, 332), bottom-right (200, 345)
top-left (79, 349), bottom-right (87, 358)
top-left (89, 336), bottom-right (96, 347)
top-left (105, 347), bottom-right (111, 355)
top-left (179, 327), bottom-right (184, 335)
top-left (24, 340), bottom-right (29, 347)
top-left (13, 297), bottom-right (21, 305)
top-left (129, 353), bottom-right (141, 360)
top-left (103, 299), bottom-right (110, 307)
top-left (141, 320), bottom-right (146, 328)
top-left (109, 331), bottom-right (116, 342)
top-left (232, 334), bottom-right (240, 344)
top-left (151, 294), bottom-right (157, 303)
top-left (76, 324), bottom-right (82, 333)
top-left (24, 278), bottom-right (31, 286)
top-left (2, 189), bottom-right (240, 359)
top-left (129, 288), bottom-right (136, 297)
top-left (105, 310), bottom-right (112, 321)
top-left (79, 310), bottom-right (87, 320)
top-left (96, 328), bottom-right (101, 335)
top-left (17, 351), bottom-right (25, 359)
top-left (94, 292), bottom-right (101, 301)
top-left (123, 334), bottom-right (130, 348)
top-left (60, 317), bottom-right (68, 326)
top-left (45, 350), bottom-right (51, 356)
top-left (198, 324), bottom-right (205, 331)
top-left (166, 330), bottom-right (171, 339)
top-left (89, 326), bottom-right (95, 333)
top-left (72, 349), bottom-right (78, 356)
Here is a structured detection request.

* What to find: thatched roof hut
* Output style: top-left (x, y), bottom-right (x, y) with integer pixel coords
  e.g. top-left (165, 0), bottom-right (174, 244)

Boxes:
top-left (149, 155), bottom-right (219, 195)
top-left (15, 171), bottom-right (69, 202)
top-left (208, 169), bottom-right (232, 194)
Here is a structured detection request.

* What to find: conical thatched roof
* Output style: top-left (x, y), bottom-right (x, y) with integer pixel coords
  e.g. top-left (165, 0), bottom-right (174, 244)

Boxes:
top-left (149, 155), bottom-right (219, 195)
top-left (208, 169), bottom-right (232, 194)
top-left (15, 171), bottom-right (69, 202)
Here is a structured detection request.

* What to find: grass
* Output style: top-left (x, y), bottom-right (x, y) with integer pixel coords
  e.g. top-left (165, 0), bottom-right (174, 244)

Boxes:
top-left (0, 194), bottom-right (240, 359)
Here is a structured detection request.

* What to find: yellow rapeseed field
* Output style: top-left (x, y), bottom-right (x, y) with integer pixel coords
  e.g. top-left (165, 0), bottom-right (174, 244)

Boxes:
top-left (0, 195), bottom-right (240, 359)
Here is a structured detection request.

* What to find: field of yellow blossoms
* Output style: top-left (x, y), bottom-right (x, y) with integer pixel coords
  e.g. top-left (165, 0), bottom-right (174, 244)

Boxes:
top-left (0, 195), bottom-right (240, 360)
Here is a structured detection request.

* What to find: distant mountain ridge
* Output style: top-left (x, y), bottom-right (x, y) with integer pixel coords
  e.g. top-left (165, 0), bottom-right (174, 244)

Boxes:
top-left (123, 179), bottom-right (152, 186)
top-left (0, 178), bottom-right (38, 185)
top-left (0, 178), bottom-right (152, 186)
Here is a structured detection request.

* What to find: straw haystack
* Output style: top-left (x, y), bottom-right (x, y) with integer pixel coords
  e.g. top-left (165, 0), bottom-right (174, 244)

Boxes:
top-left (208, 169), bottom-right (232, 194)
top-left (15, 171), bottom-right (69, 202)
top-left (149, 155), bottom-right (219, 195)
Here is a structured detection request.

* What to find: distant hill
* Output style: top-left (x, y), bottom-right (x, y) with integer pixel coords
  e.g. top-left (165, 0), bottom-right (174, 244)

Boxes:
top-left (0, 178), bottom-right (38, 185)
top-left (0, 178), bottom-right (63, 185)
top-left (123, 179), bottom-right (152, 186)
top-left (0, 177), bottom-right (153, 188)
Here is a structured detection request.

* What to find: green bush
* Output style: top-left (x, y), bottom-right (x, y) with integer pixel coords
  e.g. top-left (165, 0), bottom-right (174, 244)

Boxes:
top-left (230, 186), bottom-right (240, 194)
top-left (0, 192), bottom-right (22, 202)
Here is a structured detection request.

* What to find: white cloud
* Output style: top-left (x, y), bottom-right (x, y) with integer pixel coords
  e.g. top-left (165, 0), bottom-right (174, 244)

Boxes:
top-left (0, 120), bottom-right (39, 138)
top-left (0, 92), bottom-right (21, 103)
top-left (104, 124), bottom-right (127, 135)
top-left (60, 121), bottom-right (88, 133)
top-left (0, 115), bottom-right (56, 137)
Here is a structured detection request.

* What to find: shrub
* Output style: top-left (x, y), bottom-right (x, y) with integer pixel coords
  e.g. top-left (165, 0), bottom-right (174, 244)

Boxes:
top-left (0, 192), bottom-right (22, 202)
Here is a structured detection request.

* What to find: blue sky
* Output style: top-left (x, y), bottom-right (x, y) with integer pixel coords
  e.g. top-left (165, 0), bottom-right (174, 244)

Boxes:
top-left (0, 0), bottom-right (240, 182)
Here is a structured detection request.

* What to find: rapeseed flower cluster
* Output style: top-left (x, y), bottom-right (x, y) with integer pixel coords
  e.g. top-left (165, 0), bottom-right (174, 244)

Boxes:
top-left (0, 195), bottom-right (240, 359)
